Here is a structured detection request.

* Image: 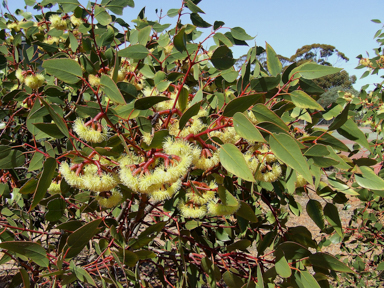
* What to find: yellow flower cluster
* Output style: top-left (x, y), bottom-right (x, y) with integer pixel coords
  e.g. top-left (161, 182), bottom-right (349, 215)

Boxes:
top-left (70, 15), bottom-right (83, 27)
top-left (96, 189), bottom-right (123, 208)
top-left (7, 22), bottom-right (20, 32)
top-left (73, 118), bottom-right (108, 143)
top-left (342, 92), bottom-right (355, 102)
top-left (169, 109), bottom-right (208, 137)
top-left (210, 127), bottom-right (241, 144)
top-left (191, 147), bottom-right (220, 170)
top-left (16, 69), bottom-right (45, 89)
top-left (88, 74), bottom-right (101, 87)
top-left (360, 58), bottom-right (372, 67)
top-left (295, 174), bottom-right (307, 188)
top-left (119, 138), bottom-right (193, 201)
top-left (207, 200), bottom-right (240, 216)
top-left (49, 15), bottom-right (67, 30)
top-left (48, 182), bottom-right (61, 194)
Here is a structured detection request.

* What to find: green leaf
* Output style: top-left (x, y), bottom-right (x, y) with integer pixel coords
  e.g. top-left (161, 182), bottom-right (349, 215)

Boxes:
top-left (46, 198), bottom-right (66, 222)
top-left (190, 13), bottom-right (211, 28)
top-left (306, 200), bottom-right (325, 230)
top-left (42, 58), bottom-right (82, 84)
top-left (223, 271), bottom-right (244, 288)
top-left (105, 0), bottom-right (134, 15)
top-left (327, 175), bottom-right (358, 195)
top-left (223, 94), bottom-right (263, 117)
top-left (20, 178), bottom-right (38, 195)
top-left (33, 123), bottom-right (65, 139)
top-left (134, 96), bottom-right (170, 110)
top-left (355, 166), bottom-right (384, 190)
top-left (287, 90), bottom-right (324, 111)
top-left (218, 186), bottom-right (239, 206)
top-left (236, 201), bottom-right (258, 223)
top-left (275, 249), bottom-right (291, 278)
top-left (227, 239), bottom-right (251, 252)
top-left (309, 253), bottom-right (354, 273)
top-left (213, 33), bottom-right (233, 48)
top-left (57, 0), bottom-right (80, 12)
top-left (70, 261), bottom-right (97, 286)
top-left (266, 43), bottom-right (282, 77)
top-left (252, 104), bottom-right (288, 131)
top-left (173, 27), bottom-right (187, 52)
top-left (297, 271), bottom-right (321, 288)
top-left (290, 63), bottom-right (343, 80)
top-left (304, 145), bottom-right (330, 157)
top-left (0, 241), bottom-right (48, 267)
top-left (0, 146), bottom-right (25, 169)
top-left (220, 144), bottom-right (255, 182)
top-left (251, 75), bottom-right (281, 92)
top-left (233, 112), bottom-right (265, 142)
top-left (100, 75), bottom-right (126, 104)
top-left (324, 203), bottom-right (343, 237)
top-left (211, 46), bottom-right (235, 70)
top-left (41, 99), bottom-right (70, 138)
top-left (68, 32), bottom-right (79, 52)
top-left (185, 0), bottom-right (204, 13)
top-left (65, 219), bottom-right (103, 259)
top-left (310, 131), bottom-right (349, 152)
top-left (118, 44), bottom-right (149, 60)
top-left (269, 134), bottom-right (312, 183)
top-left (138, 26), bottom-right (152, 45)
top-left (94, 5), bottom-right (112, 25)
top-left (19, 268), bottom-right (30, 288)
top-left (230, 27), bottom-right (254, 41)
top-left (256, 265), bottom-right (264, 288)
top-left (219, 144), bottom-right (255, 182)
top-left (221, 68), bottom-right (238, 82)
top-left (337, 119), bottom-right (371, 152)
top-left (275, 242), bottom-right (311, 260)
top-left (30, 158), bottom-right (57, 210)
top-left (179, 101), bottom-right (202, 130)
top-left (328, 102), bottom-right (350, 131)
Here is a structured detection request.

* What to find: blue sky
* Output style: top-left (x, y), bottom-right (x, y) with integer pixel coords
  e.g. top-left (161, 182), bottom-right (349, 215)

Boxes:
top-left (7, 0), bottom-right (384, 89)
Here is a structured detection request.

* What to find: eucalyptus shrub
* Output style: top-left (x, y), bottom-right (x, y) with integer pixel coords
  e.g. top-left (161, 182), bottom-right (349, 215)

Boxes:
top-left (0, 0), bottom-right (383, 287)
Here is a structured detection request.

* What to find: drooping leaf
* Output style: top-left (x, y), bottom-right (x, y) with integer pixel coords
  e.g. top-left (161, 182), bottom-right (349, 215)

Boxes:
top-left (252, 104), bottom-right (288, 131)
top-left (100, 75), bottom-right (126, 104)
top-left (355, 166), bottom-right (384, 190)
top-left (306, 200), bottom-right (325, 230)
top-left (324, 203), bottom-right (343, 237)
top-left (227, 240), bottom-right (251, 252)
top-left (94, 5), bottom-right (112, 25)
top-left (0, 241), bottom-right (48, 267)
top-left (219, 144), bottom-right (255, 182)
top-left (236, 201), bottom-right (258, 223)
top-left (45, 198), bottom-right (66, 222)
top-left (33, 123), bottom-right (65, 139)
top-left (42, 58), bottom-right (82, 84)
top-left (309, 253), bottom-right (354, 273)
top-left (230, 27), bottom-right (254, 41)
top-left (337, 119), bottom-right (371, 152)
top-left (266, 43), bottom-right (282, 77)
top-left (134, 96), bottom-right (170, 110)
top-left (173, 28), bottom-right (187, 52)
top-left (275, 242), bottom-right (311, 260)
top-left (223, 271), bottom-right (244, 288)
top-left (30, 158), bottom-right (57, 210)
top-left (275, 249), bottom-right (291, 278)
top-left (190, 13), bottom-right (211, 28)
top-left (0, 146), bottom-right (26, 169)
top-left (269, 134), bottom-right (312, 183)
top-left (179, 101), bottom-right (202, 130)
top-left (65, 219), bottom-right (103, 259)
top-left (233, 112), bottom-right (265, 142)
top-left (287, 90), bottom-right (324, 111)
top-left (41, 99), bottom-right (70, 138)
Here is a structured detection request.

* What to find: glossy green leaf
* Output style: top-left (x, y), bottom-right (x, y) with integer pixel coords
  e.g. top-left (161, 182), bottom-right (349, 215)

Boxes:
top-left (94, 5), bottom-right (112, 25)
top-left (324, 203), bottom-right (343, 237)
top-left (223, 94), bottom-right (263, 117)
top-left (275, 249), bottom-right (291, 278)
top-left (233, 112), bottom-right (265, 142)
top-left (138, 26), bottom-right (152, 45)
top-left (287, 90), bottom-right (324, 111)
top-left (105, 0), bottom-right (134, 15)
top-left (310, 131), bottom-right (349, 152)
top-left (68, 32), bottom-right (78, 52)
top-left (0, 241), bottom-right (48, 267)
top-left (252, 104), bottom-right (288, 131)
top-left (219, 144), bottom-right (255, 182)
top-left (236, 201), bottom-right (258, 223)
top-left (328, 102), bottom-right (350, 131)
top-left (355, 166), bottom-right (384, 190)
top-left (211, 46), bottom-right (235, 70)
top-left (100, 75), bottom-right (126, 104)
top-left (30, 158), bottom-right (57, 210)
top-left (269, 134), bottom-right (312, 183)
top-left (327, 175), bottom-right (359, 195)
top-left (65, 219), bottom-right (103, 259)
top-left (179, 101), bottom-right (202, 130)
top-left (0, 146), bottom-right (26, 169)
top-left (33, 123), bottom-right (65, 139)
top-left (337, 119), bottom-right (371, 152)
top-left (309, 252), bottom-right (354, 273)
top-left (306, 200), bottom-right (325, 230)
top-left (41, 99), bottom-right (69, 138)
top-left (185, 0), bottom-right (204, 13)
top-left (297, 271), bottom-right (321, 288)
top-left (290, 62), bottom-right (343, 80)
top-left (118, 44), bottom-right (149, 60)
top-left (134, 96), bottom-right (170, 110)
top-left (223, 271), bottom-right (244, 288)
top-left (190, 13), bottom-right (211, 28)
top-left (174, 28), bottom-right (187, 52)
top-left (250, 75), bottom-right (281, 92)
top-left (42, 58), bottom-right (82, 84)
top-left (230, 27), bottom-right (254, 41)
top-left (221, 68), bottom-right (238, 82)
top-left (266, 43), bottom-right (282, 77)
top-left (304, 144), bottom-right (330, 157)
